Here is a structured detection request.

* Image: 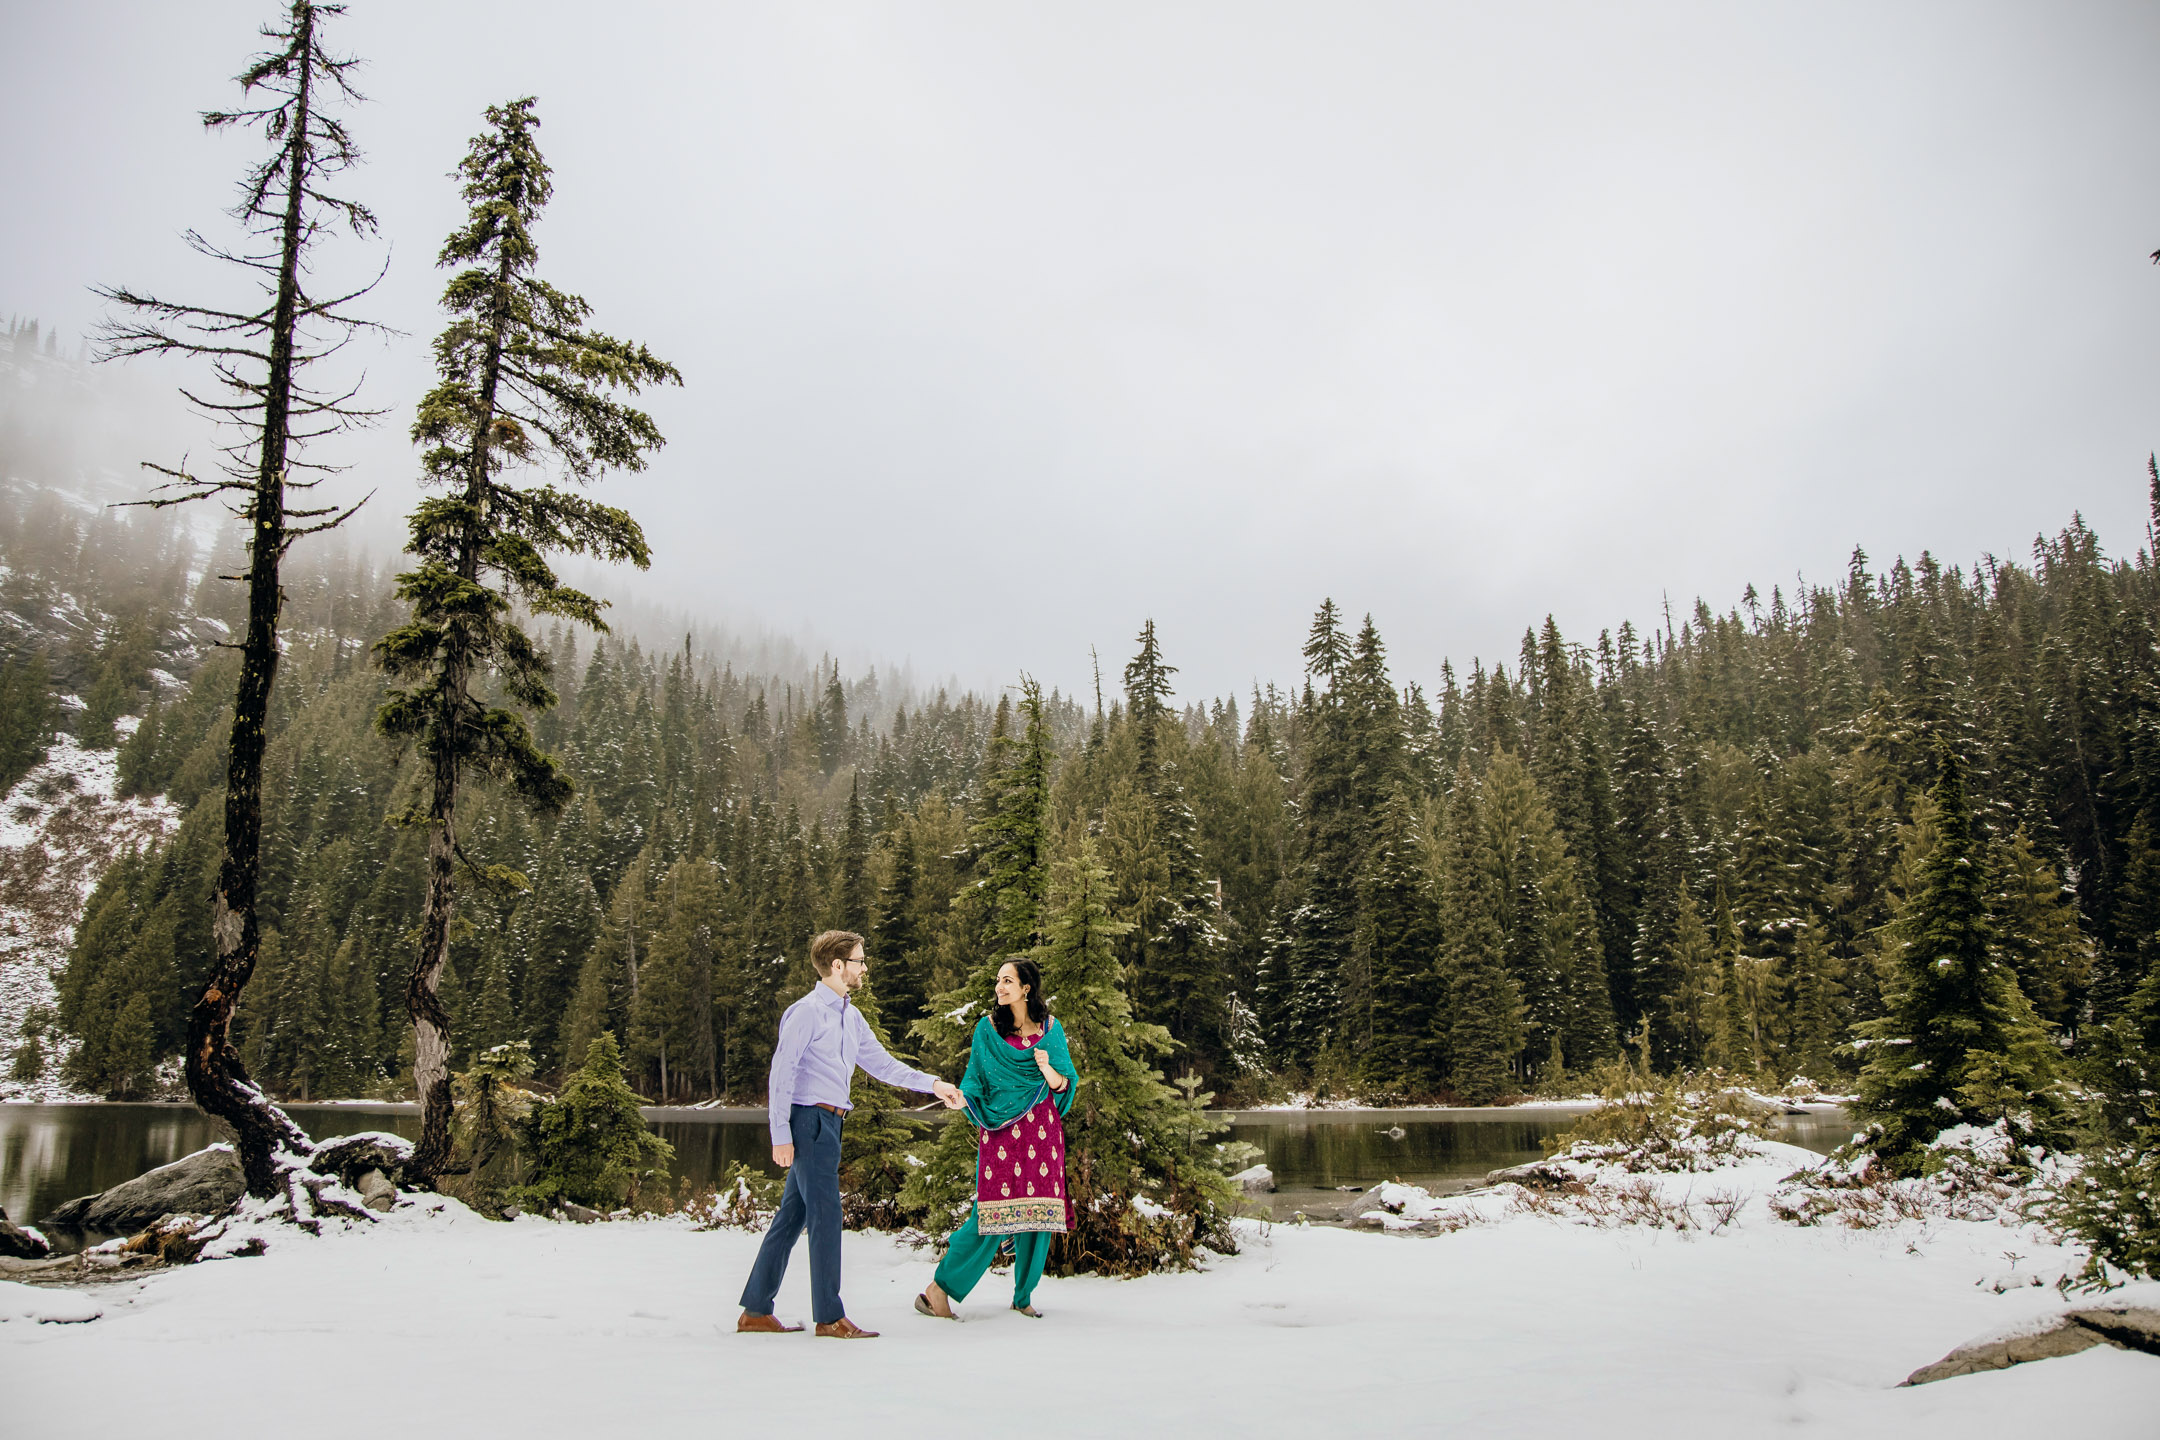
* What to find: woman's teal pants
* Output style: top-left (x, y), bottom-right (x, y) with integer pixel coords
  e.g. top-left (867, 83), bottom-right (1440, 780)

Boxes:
top-left (934, 1212), bottom-right (1050, 1310)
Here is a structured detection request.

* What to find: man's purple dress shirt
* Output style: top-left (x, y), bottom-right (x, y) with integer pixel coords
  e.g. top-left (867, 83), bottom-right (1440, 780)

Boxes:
top-left (767, 983), bottom-right (940, 1145)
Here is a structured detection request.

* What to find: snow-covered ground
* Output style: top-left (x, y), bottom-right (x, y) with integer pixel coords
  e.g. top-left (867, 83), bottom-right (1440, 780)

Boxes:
top-left (4, 1144), bottom-right (2151, 1438)
top-left (0, 728), bottom-right (181, 1101)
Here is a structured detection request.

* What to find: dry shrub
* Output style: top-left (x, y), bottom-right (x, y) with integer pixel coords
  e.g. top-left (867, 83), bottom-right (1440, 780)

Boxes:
top-left (1508, 1175), bottom-right (1706, 1231)
top-left (683, 1163), bottom-right (782, 1232)
top-left (1768, 1122), bottom-right (2048, 1230)
top-left (1546, 1066), bottom-right (1778, 1174)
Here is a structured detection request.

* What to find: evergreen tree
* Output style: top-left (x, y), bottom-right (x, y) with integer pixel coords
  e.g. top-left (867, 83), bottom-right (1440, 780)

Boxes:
top-left (1438, 762), bottom-right (1523, 1101)
top-left (1355, 786), bottom-right (1443, 1095)
top-left (375, 97), bottom-right (678, 1181)
top-left (1118, 625), bottom-right (1229, 1073)
top-left (972, 677), bottom-right (1054, 954)
top-left (1033, 840), bottom-right (1237, 1273)
top-left (517, 1032), bottom-right (673, 1210)
top-left (1852, 740), bottom-right (2063, 1169)
top-left (871, 812), bottom-right (927, 1031)
top-left (1660, 882), bottom-right (1716, 1068)
top-left (833, 777), bottom-right (872, 935)
top-left (0, 652), bottom-right (58, 793)
top-left (1990, 828), bottom-right (2094, 1033)
top-left (1275, 601), bottom-right (1359, 1071)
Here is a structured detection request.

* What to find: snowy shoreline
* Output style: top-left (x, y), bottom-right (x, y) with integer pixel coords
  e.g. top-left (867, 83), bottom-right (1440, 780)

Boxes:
top-left (4, 1145), bottom-right (2150, 1439)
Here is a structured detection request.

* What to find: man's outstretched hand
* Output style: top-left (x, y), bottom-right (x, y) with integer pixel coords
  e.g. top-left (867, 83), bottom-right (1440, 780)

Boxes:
top-left (931, 1079), bottom-right (965, 1110)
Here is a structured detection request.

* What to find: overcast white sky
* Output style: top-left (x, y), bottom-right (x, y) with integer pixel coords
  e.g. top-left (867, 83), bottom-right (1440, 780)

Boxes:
top-left (6, 2), bottom-right (2158, 702)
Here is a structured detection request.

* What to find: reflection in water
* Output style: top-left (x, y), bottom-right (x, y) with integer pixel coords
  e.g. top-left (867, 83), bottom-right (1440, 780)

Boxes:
top-left (0, 1103), bottom-right (1854, 1229)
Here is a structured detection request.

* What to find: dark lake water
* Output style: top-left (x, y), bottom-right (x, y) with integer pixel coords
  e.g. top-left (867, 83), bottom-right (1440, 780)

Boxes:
top-left (0, 1102), bottom-right (1854, 1230)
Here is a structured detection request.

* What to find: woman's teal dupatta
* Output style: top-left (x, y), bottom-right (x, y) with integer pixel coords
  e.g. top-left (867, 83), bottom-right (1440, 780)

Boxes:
top-left (959, 1014), bottom-right (1077, 1132)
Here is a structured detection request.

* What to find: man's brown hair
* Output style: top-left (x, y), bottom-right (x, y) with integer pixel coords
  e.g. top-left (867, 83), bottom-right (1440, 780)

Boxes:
top-left (810, 930), bottom-right (865, 977)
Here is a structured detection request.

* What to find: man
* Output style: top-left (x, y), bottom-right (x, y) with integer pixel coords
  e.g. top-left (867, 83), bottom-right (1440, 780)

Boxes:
top-left (738, 929), bottom-right (963, 1338)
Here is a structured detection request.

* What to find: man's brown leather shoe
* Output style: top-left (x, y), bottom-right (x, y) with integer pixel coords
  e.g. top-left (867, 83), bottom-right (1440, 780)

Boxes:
top-left (737, 1311), bottom-right (805, 1333)
top-left (815, 1316), bottom-right (879, 1338)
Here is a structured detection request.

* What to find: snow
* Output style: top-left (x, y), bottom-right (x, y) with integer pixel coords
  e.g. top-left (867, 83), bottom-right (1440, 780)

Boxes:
top-left (2, 1157), bottom-right (2152, 1438)
top-left (0, 734), bottom-right (182, 1101)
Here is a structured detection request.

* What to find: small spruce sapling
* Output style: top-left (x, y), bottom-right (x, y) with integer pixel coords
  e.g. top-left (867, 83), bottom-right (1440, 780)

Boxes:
top-left (516, 1032), bottom-right (673, 1213)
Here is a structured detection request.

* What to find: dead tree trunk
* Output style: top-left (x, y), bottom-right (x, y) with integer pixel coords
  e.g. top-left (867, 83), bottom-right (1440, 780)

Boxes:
top-left (189, 8), bottom-right (323, 1194)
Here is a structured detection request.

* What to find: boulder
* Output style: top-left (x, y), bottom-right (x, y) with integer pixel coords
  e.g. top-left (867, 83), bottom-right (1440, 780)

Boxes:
top-left (1903, 1306), bottom-right (2160, 1385)
top-left (2066, 1303), bottom-right (2160, 1356)
top-left (0, 1207), bottom-right (50, 1259)
top-left (43, 1144), bottom-right (244, 1232)
top-left (555, 1202), bottom-right (602, 1224)
top-left (356, 1169), bottom-right (396, 1212)
top-left (1902, 1317), bottom-right (2107, 1384)
top-left (1231, 1164), bottom-right (1276, 1196)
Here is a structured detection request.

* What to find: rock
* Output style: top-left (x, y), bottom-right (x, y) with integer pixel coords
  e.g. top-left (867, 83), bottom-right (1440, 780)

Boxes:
top-left (556, 1202), bottom-right (602, 1224)
top-left (2066, 1303), bottom-right (2160, 1356)
top-left (0, 1206), bottom-right (51, 1260)
top-left (309, 1133), bottom-right (414, 1191)
top-left (43, 1144), bottom-right (245, 1233)
top-left (1231, 1164), bottom-right (1276, 1195)
top-left (356, 1169), bottom-right (396, 1212)
top-left (1483, 1160), bottom-right (1577, 1191)
top-left (0, 1253), bottom-right (80, 1279)
top-left (1902, 1306), bottom-right (2160, 1385)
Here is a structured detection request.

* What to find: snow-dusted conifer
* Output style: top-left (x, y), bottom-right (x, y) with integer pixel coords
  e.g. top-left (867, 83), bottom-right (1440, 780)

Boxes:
top-left (1851, 738), bottom-right (2062, 1169)
top-left (376, 97), bottom-right (679, 1182)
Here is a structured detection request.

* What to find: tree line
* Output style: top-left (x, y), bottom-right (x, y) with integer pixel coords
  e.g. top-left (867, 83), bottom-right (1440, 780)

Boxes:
top-left (40, 494), bottom-right (2157, 1123)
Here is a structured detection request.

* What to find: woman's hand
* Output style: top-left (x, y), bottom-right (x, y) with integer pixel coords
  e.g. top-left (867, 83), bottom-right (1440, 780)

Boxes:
top-left (1034, 1048), bottom-right (1068, 1092)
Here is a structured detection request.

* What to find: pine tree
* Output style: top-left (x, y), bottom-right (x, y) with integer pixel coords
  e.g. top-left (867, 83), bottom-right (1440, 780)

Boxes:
top-left (518, 1032), bottom-right (673, 1210)
top-left (375, 97), bottom-right (678, 1182)
top-left (0, 653), bottom-right (58, 792)
top-left (1276, 601), bottom-right (1359, 1070)
top-left (1852, 739), bottom-right (2064, 1170)
top-left (871, 813), bottom-right (927, 1032)
top-left (1438, 762), bottom-right (1523, 1101)
top-left (834, 777), bottom-right (872, 935)
top-left (973, 676), bottom-right (1054, 954)
top-left (1708, 879), bottom-right (1753, 1072)
top-left (1118, 625), bottom-right (1229, 1073)
top-left (1033, 840), bottom-right (1236, 1273)
top-left (1990, 828), bottom-right (2094, 1033)
top-left (1355, 786), bottom-right (1443, 1095)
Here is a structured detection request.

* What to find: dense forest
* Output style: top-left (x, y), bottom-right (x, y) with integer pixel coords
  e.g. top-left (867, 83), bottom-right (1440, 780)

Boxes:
top-left (7, 302), bottom-right (2150, 1120)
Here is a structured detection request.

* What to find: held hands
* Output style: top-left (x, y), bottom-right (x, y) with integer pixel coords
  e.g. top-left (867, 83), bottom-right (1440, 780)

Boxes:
top-left (931, 1079), bottom-right (966, 1110)
top-left (1033, 1047), bottom-right (1068, 1092)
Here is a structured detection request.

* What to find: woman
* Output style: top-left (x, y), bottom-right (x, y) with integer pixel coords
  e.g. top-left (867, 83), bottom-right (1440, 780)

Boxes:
top-left (917, 956), bottom-right (1078, 1320)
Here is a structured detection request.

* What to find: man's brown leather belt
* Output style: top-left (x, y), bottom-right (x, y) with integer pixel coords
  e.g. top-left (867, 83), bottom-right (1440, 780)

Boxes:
top-left (813, 1102), bottom-right (848, 1116)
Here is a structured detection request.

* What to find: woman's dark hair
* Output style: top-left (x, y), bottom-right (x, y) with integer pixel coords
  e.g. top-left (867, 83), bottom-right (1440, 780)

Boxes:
top-left (992, 956), bottom-right (1050, 1037)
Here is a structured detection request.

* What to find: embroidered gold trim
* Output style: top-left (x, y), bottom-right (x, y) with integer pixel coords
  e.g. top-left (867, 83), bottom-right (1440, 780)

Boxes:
top-left (975, 1196), bottom-right (1067, 1235)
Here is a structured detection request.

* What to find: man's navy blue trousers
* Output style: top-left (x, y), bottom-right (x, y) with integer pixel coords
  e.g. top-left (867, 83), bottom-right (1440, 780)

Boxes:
top-left (739, 1103), bottom-right (845, 1324)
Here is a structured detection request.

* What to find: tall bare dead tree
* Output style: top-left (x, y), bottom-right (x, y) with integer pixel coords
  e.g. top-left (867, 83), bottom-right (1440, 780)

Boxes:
top-left (96, 0), bottom-right (381, 1197)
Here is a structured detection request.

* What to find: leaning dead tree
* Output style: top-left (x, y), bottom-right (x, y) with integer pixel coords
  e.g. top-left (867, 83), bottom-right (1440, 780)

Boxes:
top-left (96, 0), bottom-right (382, 1199)
top-left (376, 97), bottom-right (677, 1186)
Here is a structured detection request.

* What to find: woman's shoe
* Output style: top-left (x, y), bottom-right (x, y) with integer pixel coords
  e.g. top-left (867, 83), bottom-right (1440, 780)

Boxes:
top-left (1011, 1303), bottom-right (1042, 1318)
top-left (916, 1292), bottom-right (956, 1320)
